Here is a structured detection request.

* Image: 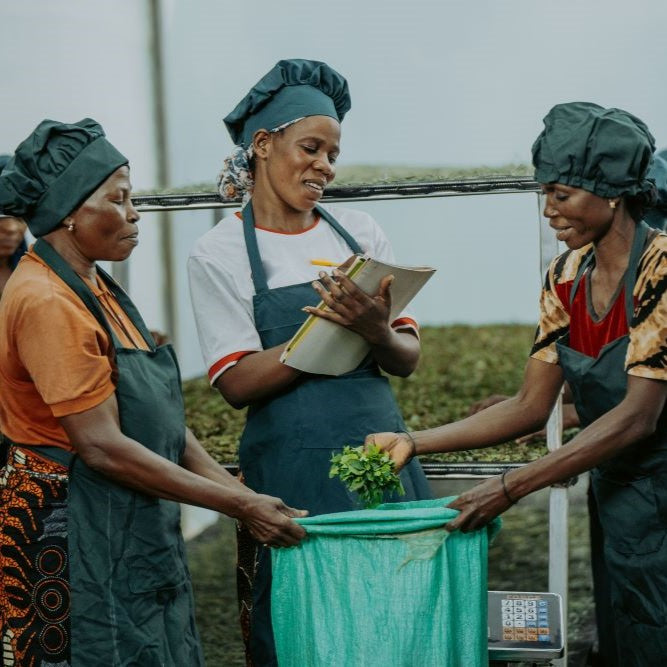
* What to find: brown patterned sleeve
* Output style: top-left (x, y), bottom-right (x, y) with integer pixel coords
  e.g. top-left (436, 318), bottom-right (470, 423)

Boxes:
top-left (626, 233), bottom-right (667, 380)
top-left (530, 248), bottom-right (592, 364)
top-left (530, 253), bottom-right (571, 364)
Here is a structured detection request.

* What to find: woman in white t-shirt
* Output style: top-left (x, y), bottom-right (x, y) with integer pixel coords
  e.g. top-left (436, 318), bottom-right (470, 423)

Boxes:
top-left (187, 59), bottom-right (431, 666)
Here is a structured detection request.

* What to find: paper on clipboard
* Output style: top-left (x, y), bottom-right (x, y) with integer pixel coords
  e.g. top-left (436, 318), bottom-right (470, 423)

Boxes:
top-left (280, 255), bottom-right (436, 376)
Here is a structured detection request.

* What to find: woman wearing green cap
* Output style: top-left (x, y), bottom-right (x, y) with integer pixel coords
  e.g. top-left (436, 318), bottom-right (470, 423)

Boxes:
top-left (368, 102), bottom-right (667, 666)
top-left (188, 59), bottom-right (431, 665)
top-left (0, 119), bottom-right (307, 667)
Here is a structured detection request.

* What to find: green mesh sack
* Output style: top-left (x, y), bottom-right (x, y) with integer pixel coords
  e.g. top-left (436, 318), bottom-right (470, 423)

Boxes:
top-left (271, 497), bottom-right (501, 666)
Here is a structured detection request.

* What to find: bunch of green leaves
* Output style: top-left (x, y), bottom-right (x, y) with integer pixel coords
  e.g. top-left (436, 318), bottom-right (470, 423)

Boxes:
top-left (329, 444), bottom-right (405, 509)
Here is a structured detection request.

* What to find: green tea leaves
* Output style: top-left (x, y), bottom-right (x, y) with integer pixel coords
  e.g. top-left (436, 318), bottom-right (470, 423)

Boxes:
top-left (329, 444), bottom-right (405, 509)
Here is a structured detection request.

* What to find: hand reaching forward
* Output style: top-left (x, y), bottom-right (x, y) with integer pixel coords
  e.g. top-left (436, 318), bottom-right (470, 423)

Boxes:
top-left (445, 475), bottom-right (515, 533)
top-left (237, 494), bottom-right (308, 547)
top-left (364, 431), bottom-right (415, 472)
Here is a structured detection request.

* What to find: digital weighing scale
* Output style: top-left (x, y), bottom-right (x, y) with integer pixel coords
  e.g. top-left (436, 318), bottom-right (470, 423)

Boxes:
top-left (488, 591), bottom-right (564, 663)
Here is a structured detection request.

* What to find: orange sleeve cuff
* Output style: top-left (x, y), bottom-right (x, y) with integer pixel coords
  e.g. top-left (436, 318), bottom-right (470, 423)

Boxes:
top-left (208, 350), bottom-right (257, 384)
top-left (50, 382), bottom-right (116, 418)
top-left (391, 317), bottom-right (419, 337)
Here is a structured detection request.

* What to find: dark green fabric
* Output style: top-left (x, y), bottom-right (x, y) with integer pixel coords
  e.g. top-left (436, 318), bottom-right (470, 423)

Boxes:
top-left (645, 148), bottom-right (667, 230)
top-left (271, 498), bottom-right (500, 666)
top-left (532, 102), bottom-right (655, 197)
top-left (32, 239), bottom-right (203, 667)
top-left (239, 201), bottom-right (431, 666)
top-left (0, 118), bottom-right (127, 236)
top-left (224, 59), bottom-right (351, 147)
top-left (556, 222), bottom-right (667, 666)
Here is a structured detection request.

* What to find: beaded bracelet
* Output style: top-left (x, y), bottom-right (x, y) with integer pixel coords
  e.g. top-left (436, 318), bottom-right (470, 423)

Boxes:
top-left (501, 469), bottom-right (518, 505)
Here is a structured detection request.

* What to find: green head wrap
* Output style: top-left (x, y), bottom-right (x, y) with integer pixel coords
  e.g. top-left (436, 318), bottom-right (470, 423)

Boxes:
top-left (532, 102), bottom-right (656, 198)
top-left (645, 148), bottom-right (667, 230)
top-left (224, 59), bottom-right (351, 148)
top-left (0, 118), bottom-right (128, 237)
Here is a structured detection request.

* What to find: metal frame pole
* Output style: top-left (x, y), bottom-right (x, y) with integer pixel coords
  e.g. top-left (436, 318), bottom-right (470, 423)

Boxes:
top-left (538, 191), bottom-right (568, 666)
top-left (148, 0), bottom-right (177, 344)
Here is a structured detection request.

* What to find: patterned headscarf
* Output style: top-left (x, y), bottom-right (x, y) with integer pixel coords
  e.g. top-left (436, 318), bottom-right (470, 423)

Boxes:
top-left (217, 118), bottom-right (303, 205)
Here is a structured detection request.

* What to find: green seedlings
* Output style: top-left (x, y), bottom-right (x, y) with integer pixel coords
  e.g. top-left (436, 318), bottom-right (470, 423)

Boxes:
top-left (329, 444), bottom-right (405, 509)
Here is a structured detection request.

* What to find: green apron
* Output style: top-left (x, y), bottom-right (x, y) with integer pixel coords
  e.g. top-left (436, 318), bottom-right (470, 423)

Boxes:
top-left (556, 221), bottom-right (667, 666)
top-left (239, 202), bottom-right (432, 665)
top-left (31, 239), bottom-right (203, 667)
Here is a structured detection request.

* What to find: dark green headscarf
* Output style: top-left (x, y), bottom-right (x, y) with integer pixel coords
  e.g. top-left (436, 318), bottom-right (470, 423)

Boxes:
top-left (532, 102), bottom-right (656, 198)
top-left (224, 59), bottom-right (351, 148)
top-left (0, 118), bottom-right (128, 237)
top-left (645, 148), bottom-right (667, 230)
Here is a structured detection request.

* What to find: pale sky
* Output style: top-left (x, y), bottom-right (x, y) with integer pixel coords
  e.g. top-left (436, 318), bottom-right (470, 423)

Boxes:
top-left (3, 1), bottom-right (665, 180)
top-left (163, 0), bottom-right (667, 183)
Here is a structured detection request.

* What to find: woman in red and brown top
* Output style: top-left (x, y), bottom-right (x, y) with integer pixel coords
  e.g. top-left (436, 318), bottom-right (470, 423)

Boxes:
top-left (368, 102), bottom-right (667, 667)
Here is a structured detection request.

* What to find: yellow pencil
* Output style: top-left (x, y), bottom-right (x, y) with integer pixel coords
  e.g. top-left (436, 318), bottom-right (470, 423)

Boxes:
top-left (310, 259), bottom-right (340, 267)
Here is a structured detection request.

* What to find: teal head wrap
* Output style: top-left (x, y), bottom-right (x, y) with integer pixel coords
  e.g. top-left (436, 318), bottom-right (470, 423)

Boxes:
top-left (532, 102), bottom-right (656, 198)
top-left (645, 148), bottom-right (667, 230)
top-left (223, 59), bottom-right (351, 149)
top-left (0, 118), bottom-right (128, 237)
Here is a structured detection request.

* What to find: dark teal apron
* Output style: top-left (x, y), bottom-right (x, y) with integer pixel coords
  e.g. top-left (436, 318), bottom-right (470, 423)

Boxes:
top-left (556, 221), bottom-right (667, 666)
top-left (239, 202), bottom-right (431, 665)
top-left (31, 239), bottom-right (203, 667)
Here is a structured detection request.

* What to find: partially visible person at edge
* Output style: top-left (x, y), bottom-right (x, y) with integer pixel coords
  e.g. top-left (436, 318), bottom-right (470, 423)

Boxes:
top-left (0, 154), bottom-right (27, 296)
top-left (0, 119), bottom-right (306, 667)
top-left (464, 144), bottom-right (667, 666)
top-left (367, 102), bottom-right (667, 667)
top-left (187, 59), bottom-right (431, 666)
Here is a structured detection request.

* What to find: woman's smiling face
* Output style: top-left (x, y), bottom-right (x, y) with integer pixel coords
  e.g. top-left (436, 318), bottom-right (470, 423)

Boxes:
top-left (256, 115), bottom-right (341, 212)
top-left (541, 183), bottom-right (617, 249)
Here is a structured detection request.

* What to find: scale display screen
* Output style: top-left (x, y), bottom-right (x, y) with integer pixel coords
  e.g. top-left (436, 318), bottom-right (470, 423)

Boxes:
top-left (488, 591), bottom-right (564, 661)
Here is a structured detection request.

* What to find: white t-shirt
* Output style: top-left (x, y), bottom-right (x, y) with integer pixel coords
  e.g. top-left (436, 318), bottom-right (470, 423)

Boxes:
top-left (187, 204), bottom-right (418, 383)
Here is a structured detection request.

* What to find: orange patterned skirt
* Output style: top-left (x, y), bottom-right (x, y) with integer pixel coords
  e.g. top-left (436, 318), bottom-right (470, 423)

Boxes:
top-left (0, 445), bottom-right (70, 667)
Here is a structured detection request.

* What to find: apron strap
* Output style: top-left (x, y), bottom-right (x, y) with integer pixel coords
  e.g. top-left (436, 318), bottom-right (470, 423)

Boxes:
top-left (242, 201), bottom-right (364, 294)
top-left (569, 220), bottom-right (650, 324)
top-left (622, 220), bottom-right (650, 323)
top-left (242, 203), bottom-right (269, 294)
top-left (569, 250), bottom-right (595, 307)
top-left (33, 239), bottom-right (155, 351)
top-left (95, 265), bottom-right (157, 349)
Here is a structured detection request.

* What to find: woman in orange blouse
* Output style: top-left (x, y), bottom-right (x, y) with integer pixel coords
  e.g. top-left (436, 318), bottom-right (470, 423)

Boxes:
top-left (0, 119), bottom-right (305, 667)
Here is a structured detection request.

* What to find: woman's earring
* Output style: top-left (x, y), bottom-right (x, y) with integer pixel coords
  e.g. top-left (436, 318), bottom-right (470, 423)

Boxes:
top-left (609, 200), bottom-right (617, 209)
top-left (67, 221), bottom-right (75, 232)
